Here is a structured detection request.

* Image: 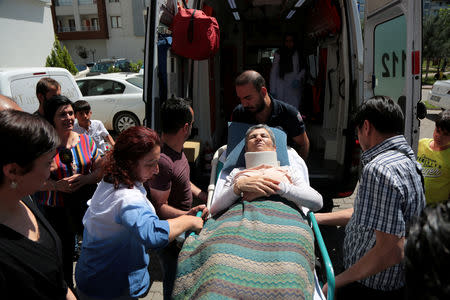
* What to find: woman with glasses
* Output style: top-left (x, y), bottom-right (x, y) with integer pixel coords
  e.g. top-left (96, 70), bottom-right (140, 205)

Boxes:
top-left (0, 110), bottom-right (76, 299)
top-left (33, 95), bottom-right (101, 292)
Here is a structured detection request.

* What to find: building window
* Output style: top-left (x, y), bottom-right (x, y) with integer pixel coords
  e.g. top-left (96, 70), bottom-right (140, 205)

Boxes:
top-left (68, 19), bottom-right (76, 32)
top-left (111, 16), bottom-right (122, 28)
top-left (91, 18), bottom-right (99, 30)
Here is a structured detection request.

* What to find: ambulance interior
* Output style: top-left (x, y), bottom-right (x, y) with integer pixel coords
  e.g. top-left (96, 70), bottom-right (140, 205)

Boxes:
top-left (164, 0), bottom-right (363, 199)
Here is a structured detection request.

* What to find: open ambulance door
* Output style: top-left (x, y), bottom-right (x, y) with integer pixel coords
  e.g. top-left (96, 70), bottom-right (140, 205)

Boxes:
top-left (363, 0), bottom-right (423, 150)
top-left (143, 0), bottom-right (160, 130)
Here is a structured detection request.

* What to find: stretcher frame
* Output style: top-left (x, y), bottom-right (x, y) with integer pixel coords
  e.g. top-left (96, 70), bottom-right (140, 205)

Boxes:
top-left (205, 145), bottom-right (336, 300)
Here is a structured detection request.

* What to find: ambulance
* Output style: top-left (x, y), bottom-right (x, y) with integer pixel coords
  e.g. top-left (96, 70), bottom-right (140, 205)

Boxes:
top-left (143, 0), bottom-right (425, 204)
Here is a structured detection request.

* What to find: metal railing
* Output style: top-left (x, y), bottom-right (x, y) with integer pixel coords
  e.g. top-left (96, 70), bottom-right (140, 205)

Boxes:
top-left (57, 26), bottom-right (76, 32)
top-left (80, 25), bottom-right (100, 31)
top-left (55, 0), bottom-right (73, 6)
top-left (79, 0), bottom-right (97, 5)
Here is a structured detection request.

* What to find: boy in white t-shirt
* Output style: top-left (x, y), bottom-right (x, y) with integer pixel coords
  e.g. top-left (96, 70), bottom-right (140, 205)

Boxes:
top-left (73, 100), bottom-right (115, 156)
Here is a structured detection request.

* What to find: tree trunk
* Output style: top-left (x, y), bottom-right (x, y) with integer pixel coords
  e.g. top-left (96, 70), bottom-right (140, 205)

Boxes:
top-left (425, 59), bottom-right (430, 80)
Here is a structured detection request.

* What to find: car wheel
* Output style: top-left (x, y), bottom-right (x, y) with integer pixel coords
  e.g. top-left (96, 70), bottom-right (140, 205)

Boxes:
top-left (113, 112), bottom-right (140, 133)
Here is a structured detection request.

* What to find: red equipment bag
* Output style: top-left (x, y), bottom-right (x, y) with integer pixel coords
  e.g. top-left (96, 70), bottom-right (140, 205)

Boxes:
top-left (171, 7), bottom-right (220, 60)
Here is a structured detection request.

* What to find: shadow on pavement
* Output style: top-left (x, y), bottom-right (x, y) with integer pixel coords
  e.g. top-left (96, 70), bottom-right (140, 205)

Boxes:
top-left (148, 250), bottom-right (163, 285)
top-left (318, 225), bottom-right (346, 276)
top-left (425, 111), bottom-right (441, 122)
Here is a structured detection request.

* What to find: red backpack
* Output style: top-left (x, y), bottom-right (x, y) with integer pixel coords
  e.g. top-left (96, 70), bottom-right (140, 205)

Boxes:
top-left (171, 6), bottom-right (220, 60)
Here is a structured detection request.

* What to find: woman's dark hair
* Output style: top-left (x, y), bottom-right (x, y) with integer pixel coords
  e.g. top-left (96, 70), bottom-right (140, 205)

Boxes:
top-left (44, 95), bottom-right (73, 126)
top-left (277, 33), bottom-right (298, 79)
top-left (405, 201), bottom-right (450, 299)
top-left (0, 110), bottom-right (60, 183)
top-left (352, 95), bottom-right (404, 135)
top-left (104, 126), bottom-right (160, 189)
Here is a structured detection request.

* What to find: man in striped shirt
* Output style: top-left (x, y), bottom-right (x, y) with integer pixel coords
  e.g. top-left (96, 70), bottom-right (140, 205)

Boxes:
top-left (316, 96), bottom-right (425, 299)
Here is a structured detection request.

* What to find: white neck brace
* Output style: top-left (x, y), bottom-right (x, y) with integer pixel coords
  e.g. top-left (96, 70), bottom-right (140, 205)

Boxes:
top-left (244, 151), bottom-right (279, 168)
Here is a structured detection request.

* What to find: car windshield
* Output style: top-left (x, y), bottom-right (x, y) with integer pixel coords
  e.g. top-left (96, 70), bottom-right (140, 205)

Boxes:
top-left (126, 76), bottom-right (143, 89)
top-left (91, 62), bottom-right (113, 72)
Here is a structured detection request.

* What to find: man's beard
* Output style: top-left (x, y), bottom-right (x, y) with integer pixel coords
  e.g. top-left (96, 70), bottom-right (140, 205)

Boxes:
top-left (244, 95), bottom-right (265, 114)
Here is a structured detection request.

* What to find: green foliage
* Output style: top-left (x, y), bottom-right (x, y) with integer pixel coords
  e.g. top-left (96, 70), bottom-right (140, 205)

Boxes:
top-left (45, 36), bottom-right (78, 75)
top-left (422, 8), bottom-right (450, 80)
top-left (424, 100), bottom-right (440, 110)
top-left (107, 65), bottom-right (121, 73)
top-left (129, 60), bottom-right (143, 73)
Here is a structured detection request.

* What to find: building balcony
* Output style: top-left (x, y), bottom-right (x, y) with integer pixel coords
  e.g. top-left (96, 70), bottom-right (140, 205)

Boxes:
top-left (52, 0), bottom-right (108, 40)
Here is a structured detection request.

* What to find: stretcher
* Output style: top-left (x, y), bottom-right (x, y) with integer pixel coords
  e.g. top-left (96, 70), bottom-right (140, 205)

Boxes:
top-left (176, 123), bottom-right (335, 299)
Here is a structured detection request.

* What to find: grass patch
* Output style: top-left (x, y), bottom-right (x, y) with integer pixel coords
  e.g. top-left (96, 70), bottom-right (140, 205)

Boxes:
top-left (424, 100), bottom-right (440, 110)
top-left (422, 77), bottom-right (437, 85)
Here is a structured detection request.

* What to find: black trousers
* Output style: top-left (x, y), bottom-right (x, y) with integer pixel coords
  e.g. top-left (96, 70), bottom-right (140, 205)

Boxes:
top-left (337, 281), bottom-right (405, 300)
top-left (38, 205), bottom-right (76, 289)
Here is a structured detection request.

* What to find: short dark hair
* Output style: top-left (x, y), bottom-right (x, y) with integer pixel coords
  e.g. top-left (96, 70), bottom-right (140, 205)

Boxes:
top-left (0, 110), bottom-right (59, 183)
top-left (352, 95), bottom-right (404, 134)
top-left (245, 124), bottom-right (276, 151)
top-left (235, 70), bottom-right (266, 93)
top-left (161, 96), bottom-right (192, 134)
top-left (405, 201), bottom-right (450, 299)
top-left (36, 77), bottom-right (60, 97)
top-left (44, 95), bottom-right (73, 126)
top-left (73, 100), bottom-right (91, 113)
top-left (104, 126), bottom-right (160, 189)
top-left (435, 109), bottom-right (450, 133)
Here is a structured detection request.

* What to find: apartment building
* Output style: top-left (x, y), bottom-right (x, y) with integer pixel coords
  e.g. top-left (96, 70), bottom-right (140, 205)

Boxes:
top-left (51, 0), bottom-right (147, 63)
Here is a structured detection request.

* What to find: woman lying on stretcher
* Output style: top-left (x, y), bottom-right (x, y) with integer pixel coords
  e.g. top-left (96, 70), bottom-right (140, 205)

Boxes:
top-left (210, 124), bottom-right (323, 216)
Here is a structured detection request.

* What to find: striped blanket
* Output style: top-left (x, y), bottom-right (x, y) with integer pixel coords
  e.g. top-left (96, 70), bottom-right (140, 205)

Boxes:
top-left (173, 198), bottom-right (315, 300)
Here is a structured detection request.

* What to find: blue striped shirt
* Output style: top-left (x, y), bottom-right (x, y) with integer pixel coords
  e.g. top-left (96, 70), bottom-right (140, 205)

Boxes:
top-left (343, 135), bottom-right (425, 291)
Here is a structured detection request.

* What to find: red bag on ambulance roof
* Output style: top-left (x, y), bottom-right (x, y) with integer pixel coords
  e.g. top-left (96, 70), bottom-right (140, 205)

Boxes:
top-left (170, 7), bottom-right (220, 60)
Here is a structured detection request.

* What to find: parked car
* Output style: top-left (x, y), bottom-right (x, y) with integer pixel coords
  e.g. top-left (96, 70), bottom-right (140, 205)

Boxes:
top-left (76, 73), bottom-right (144, 133)
top-left (0, 67), bottom-right (83, 113)
top-left (87, 58), bottom-right (131, 76)
top-left (428, 79), bottom-right (450, 110)
top-left (74, 63), bottom-right (90, 79)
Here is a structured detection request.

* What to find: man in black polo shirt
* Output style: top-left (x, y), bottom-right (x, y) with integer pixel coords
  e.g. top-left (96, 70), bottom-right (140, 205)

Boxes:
top-left (232, 70), bottom-right (310, 159)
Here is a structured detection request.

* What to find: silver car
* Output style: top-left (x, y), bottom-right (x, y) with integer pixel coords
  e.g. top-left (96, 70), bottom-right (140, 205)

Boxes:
top-left (428, 79), bottom-right (450, 110)
top-left (76, 73), bottom-right (144, 133)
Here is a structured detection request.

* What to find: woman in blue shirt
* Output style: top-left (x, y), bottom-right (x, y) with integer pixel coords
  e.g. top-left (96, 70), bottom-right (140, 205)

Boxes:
top-left (75, 126), bottom-right (205, 299)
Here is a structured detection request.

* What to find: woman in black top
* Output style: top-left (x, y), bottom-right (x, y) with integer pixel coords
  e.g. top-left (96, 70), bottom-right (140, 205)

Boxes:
top-left (0, 110), bottom-right (76, 300)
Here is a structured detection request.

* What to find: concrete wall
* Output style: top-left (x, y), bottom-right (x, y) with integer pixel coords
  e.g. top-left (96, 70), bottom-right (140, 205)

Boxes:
top-left (105, 0), bottom-right (144, 61)
top-left (0, 0), bottom-right (55, 67)
top-left (63, 39), bottom-right (108, 64)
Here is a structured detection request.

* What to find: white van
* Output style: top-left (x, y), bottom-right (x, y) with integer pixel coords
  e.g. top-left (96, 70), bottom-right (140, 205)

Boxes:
top-left (143, 0), bottom-right (424, 203)
top-left (0, 67), bottom-right (83, 113)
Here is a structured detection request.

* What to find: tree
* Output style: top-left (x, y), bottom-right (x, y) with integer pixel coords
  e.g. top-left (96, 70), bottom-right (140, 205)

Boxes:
top-left (422, 8), bottom-right (450, 80)
top-left (45, 36), bottom-right (78, 75)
